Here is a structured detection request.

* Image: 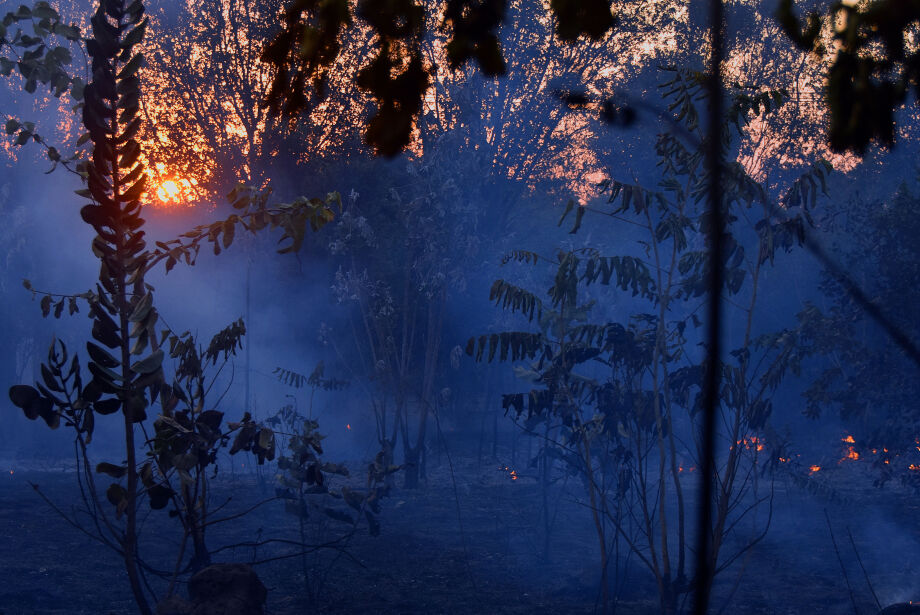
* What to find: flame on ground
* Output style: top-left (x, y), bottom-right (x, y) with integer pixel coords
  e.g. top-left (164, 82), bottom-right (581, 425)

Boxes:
top-left (787, 433), bottom-right (920, 476)
top-left (733, 435), bottom-right (764, 452)
top-left (499, 466), bottom-right (518, 481)
top-left (837, 434), bottom-right (862, 464)
top-left (346, 424), bottom-right (351, 430)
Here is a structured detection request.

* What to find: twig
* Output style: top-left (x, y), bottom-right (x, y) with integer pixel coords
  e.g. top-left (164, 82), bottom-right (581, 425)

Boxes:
top-left (203, 495), bottom-right (281, 527)
top-left (209, 535), bottom-right (349, 556)
top-left (168, 531), bottom-right (189, 597)
top-left (248, 545), bottom-right (365, 569)
top-left (215, 536), bottom-right (365, 569)
top-left (846, 526), bottom-right (881, 612)
top-left (432, 401), bottom-right (480, 594)
top-left (824, 509), bottom-right (860, 615)
top-left (29, 479), bottom-right (115, 548)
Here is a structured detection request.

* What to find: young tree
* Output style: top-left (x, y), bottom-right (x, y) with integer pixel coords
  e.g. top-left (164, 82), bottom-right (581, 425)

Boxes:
top-left (266, 365), bottom-right (392, 602)
top-left (468, 69), bottom-right (832, 613)
top-left (6, 1), bottom-right (338, 611)
top-left (325, 160), bottom-right (480, 487)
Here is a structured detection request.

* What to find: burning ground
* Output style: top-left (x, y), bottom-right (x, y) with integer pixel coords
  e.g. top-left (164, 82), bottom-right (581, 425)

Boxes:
top-left (2, 446), bottom-right (920, 614)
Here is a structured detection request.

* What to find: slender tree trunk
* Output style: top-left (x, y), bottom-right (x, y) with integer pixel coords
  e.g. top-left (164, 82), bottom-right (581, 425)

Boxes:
top-left (245, 259), bottom-right (251, 415)
top-left (694, 1), bottom-right (726, 612)
top-left (115, 121), bottom-right (152, 615)
top-left (119, 290), bottom-right (149, 613)
top-left (186, 482), bottom-right (211, 572)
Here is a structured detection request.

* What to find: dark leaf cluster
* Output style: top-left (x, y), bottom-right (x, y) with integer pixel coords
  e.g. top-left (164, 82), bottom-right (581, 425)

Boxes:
top-left (778, 0), bottom-right (920, 153)
top-left (262, 0), bottom-right (616, 155)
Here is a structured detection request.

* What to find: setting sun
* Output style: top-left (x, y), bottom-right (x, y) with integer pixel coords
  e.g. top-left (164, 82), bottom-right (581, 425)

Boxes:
top-left (149, 163), bottom-right (201, 207)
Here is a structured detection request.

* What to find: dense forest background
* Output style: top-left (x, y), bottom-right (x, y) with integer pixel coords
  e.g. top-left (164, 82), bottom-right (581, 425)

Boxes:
top-left (1, 0), bottom-right (920, 613)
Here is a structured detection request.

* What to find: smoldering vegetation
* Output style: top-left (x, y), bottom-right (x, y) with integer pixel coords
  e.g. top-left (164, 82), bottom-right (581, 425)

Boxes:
top-left (2, 1), bottom-right (920, 614)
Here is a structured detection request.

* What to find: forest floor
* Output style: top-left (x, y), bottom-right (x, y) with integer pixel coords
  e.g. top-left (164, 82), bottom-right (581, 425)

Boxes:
top-left (0, 450), bottom-right (918, 615)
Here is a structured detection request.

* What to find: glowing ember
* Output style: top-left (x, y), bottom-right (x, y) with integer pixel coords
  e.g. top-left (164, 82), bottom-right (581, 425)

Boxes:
top-left (809, 465), bottom-right (821, 474)
top-left (735, 435), bottom-right (765, 452)
top-left (839, 435), bottom-right (860, 463)
top-left (778, 457), bottom-right (789, 463)
top-left (346, 424), bottom-right (351, 430)
top-left (909, 464), bottom-right (920, 471)
top-left (499, 466), bottom-right (518, 481)
top-left (8, 469), bottom-right (12, 475)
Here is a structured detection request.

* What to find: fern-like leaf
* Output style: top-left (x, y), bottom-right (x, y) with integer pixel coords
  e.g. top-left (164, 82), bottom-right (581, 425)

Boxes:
top-left (465, 332), bottom-right (546, 363)
top-left (489, 279), bottom-right (543, 321)
top-left (274, 367), bottom-right (307, 388)
top-left (501, 250), bottom-right (542, 266)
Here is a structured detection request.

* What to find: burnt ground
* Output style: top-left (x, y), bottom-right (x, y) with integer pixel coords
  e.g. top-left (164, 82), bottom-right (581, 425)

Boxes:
top-left (0, 452), bottom-right (918, 615)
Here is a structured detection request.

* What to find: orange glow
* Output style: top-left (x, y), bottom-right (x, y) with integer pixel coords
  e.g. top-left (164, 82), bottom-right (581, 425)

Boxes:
top-left (839, 434), bottom-right (859, 463)
top-left (909, 464), bottom-right (920, 471)
top-left (809, 465), bottom-right (821, 474)
top-left (736, 435), bottom-right (765, 452)
top-left (158, 179), bottom-right (180, 201)
top-left (839, 439), bottom-right (860, 463)
top-left (151, 168), bottom-right (200, 207)
top-left (346, 424), bottom-right (351, 430)
top-left (778, 457), bottom-right (789, 463)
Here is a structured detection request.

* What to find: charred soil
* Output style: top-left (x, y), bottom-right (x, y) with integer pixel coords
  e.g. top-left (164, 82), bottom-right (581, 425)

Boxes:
top-left (0, 455), bottom-right (918, 614)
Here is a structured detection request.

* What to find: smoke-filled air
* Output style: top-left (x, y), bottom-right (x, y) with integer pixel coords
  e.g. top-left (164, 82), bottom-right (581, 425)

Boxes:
top-left (2, 0), bottom-right (920, 613)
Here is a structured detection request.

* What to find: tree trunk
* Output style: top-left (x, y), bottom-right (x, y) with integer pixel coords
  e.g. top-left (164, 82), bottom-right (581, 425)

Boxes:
top-left (403, 447), bottom-right (420, 489)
